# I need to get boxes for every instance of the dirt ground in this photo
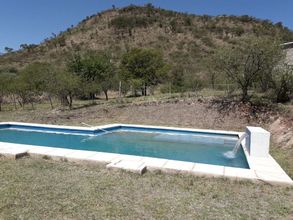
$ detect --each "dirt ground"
[1,97,292,148]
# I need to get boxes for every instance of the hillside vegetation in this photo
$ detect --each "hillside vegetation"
[0,5,292,109]
[1,4,293,69]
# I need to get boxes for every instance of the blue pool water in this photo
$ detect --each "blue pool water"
[0,126,249,168]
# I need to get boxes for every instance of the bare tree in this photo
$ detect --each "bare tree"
[212,36,284,101]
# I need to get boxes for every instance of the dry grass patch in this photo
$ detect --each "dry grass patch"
[0,158,292,219]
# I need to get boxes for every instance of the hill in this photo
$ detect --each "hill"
[1,4,293,71]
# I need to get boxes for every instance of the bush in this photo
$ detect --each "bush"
[110,15,156,29]
[183,17,192,26]
[270,64,293,103]
[169,19,183,33]
[163,65,203,94]
[232,26,245,37]
[201,36,214,47]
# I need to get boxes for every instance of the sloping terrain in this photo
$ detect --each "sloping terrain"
[1,5,292,71]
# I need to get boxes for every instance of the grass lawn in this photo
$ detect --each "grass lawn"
[0,157,292,220]
[0,95,292,219]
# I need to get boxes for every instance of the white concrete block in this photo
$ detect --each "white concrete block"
[224,167,257,181]
[0,144,10,150]
[255,170,293,185]
[86,152,120,163]
[0,143,36,159]
[141,157,168,170]
[163,160,195,173]
[42,148,75,160]
[28,146,60,158]
[0,142,34,151]
[0,147,28,159]
[65,150,98,162]
[106,160,146,174]
[192,163,224,177]
[246,126,270,157]
[118,154,143,161]
[252,163,286,174]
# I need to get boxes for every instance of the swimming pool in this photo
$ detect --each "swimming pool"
[1,122,292,185]
[0,124,249,168]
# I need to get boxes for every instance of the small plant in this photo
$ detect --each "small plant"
[42,155,51,160]
[110,15,156,30]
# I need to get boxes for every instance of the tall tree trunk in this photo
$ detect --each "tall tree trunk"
[276,80,289,103]
[0,95,2,111]
[12,95,17,110]
[241,87,249,102]
[18,100,23,108]
[104,90,108,101]
[20,96,25,109]
[144,83,147,96]
[119,81,122,98]
[211,78,215,89]
[60,94,69,107]
[48,95,54,109]
[90,93,95,104]
[68,94,73,110]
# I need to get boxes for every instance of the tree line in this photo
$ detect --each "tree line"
[0,36,292,111]
[0,48,170,110]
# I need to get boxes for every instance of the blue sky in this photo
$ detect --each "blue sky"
[0,0,292,53]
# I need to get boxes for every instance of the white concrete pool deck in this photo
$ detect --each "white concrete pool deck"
[0,122,292,186]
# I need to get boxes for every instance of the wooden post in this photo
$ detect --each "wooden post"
[119,81,122,102]
[119,81,122,98]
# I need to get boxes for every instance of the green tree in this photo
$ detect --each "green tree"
[120,48,168,96]
[13,76,32,109]
[68,51,116,100]
[17,63,51,109]
[54,69,81,109]
[166,65,185,93]
[4,47,13,53]
[212,36,284,101]
[0,73,15,111]
[163,65,202,94]
[16,62,75,109]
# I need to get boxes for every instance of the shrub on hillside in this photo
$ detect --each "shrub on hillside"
[270,64,293,103]
[110,15,157,30]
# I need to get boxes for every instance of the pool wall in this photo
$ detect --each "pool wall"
[0,122,292,185]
